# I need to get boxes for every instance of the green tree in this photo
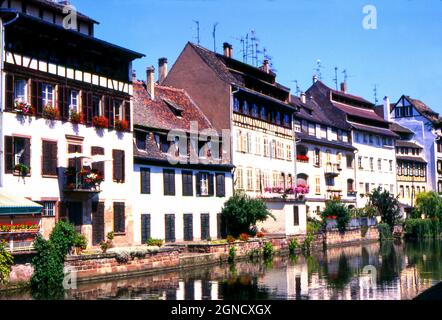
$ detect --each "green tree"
[31,221,77,299]
[0,241,14,285]
[321,199,351,233]
[221,192,275,237]
[368,187,401,231]
[414,191,442,220]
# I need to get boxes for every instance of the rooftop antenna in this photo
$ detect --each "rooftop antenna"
[315,59,323,81]
[212,22,219,52]
[193,20,200,45]
[373,84,379,105]
[333,66,339,90]
[342,69,348,83]
[291,80,301,96]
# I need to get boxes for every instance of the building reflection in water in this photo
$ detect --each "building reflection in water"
[5,240,439,300]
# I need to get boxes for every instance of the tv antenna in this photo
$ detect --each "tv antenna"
[212,22,219,52]
[291,80,301,96]
[193,20,200,45]
[315,59,323,81]
[373,84,379,105]
[342,69,348,83]
[333,66,339,90]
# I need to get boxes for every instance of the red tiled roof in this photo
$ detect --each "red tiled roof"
[133,81,214,132]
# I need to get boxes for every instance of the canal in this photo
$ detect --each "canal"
[2,240,442,300]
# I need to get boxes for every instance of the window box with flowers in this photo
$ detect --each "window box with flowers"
[70,111,84,124]
[14,99,34,116]
[114,119,129,132]
[296,155,309,163]
[65,167,103,192]
[42,103,60,120]
[0,224,40,233]
[93,116,109,129]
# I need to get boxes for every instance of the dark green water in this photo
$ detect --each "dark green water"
[3,240,442,300]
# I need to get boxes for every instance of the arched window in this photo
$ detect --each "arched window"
[297,173,308,186]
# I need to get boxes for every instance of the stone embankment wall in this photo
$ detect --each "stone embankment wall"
[3,227,379,286]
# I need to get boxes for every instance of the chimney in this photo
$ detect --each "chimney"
[262,59,270,73]
[300,92,306,104]
[340,82,347,93]
[383,96,391,122]
[146,66,155,100]
[312,75,318,84]
[158,58,168,84]
[223,42,233,58]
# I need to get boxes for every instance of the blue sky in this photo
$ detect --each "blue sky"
[74,0,442,112]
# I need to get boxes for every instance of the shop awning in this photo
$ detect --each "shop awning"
[0,192,43,215]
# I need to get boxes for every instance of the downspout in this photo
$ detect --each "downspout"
[230,85,239,195]
[0,12,19,188]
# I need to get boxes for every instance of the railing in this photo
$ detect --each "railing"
[325,163,340,177]
[0,229,40,252]
[325,217,377,231]
[64,169,102,193]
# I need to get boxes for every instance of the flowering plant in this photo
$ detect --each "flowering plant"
[0,224,39,232]
[14,99,34,115]
[114,119,129,132]
[85,169,104,185]
[295,184,310,195]
[93,116,109,129]
[70,110,84,124]
[297,155,309,162]
[42,103,60,120]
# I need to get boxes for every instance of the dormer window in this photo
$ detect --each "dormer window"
[252,104,259,118]
[243,101,249,115]
[261,106,267,120]
[163,99,183,118]
[233,97,240,112]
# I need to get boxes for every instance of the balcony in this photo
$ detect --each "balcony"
[0,224,40,253]
[64,168,103,193]
[325,163,340,177]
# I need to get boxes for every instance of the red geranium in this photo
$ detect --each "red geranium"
[93,116,109,129]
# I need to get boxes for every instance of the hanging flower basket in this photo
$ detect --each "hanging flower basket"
[114,119,129,132]
[93,116,109,129]
[70,111,84,124]
[14,100,34,116]
[14,163,30,176]
[42,103,60,120]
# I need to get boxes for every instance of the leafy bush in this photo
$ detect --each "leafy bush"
[228,246,237,263]
[378,223,392,241]
[368,188,401,231]
[239,233,250,242]
[263,242,274,259]
[73,234,88,251]
[404,219,441,239]
[31,221,77,299]
[248,248,262,260]
[289,238,300,255]
[0,241,13,285]
[307,217,322,234]
[321,199,351,233]
[301,233,314,255]
[221,192,275,237]
[146,238,164,247]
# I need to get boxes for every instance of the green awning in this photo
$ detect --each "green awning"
[0,192,43,215]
